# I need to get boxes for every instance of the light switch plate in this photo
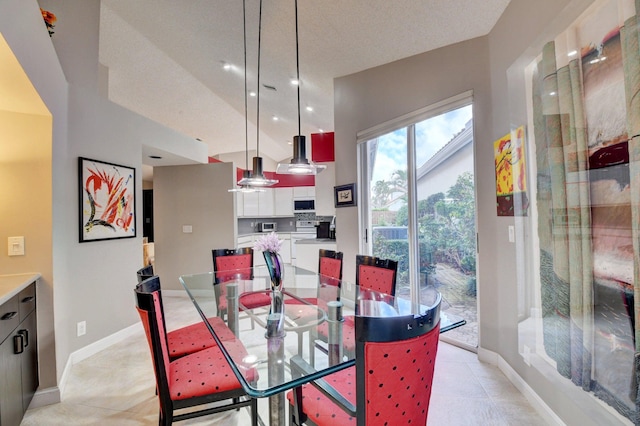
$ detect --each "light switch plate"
[182,225,193,233]
[8,236,25,256]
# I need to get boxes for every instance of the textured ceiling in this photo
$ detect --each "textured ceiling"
[99,0,510,168]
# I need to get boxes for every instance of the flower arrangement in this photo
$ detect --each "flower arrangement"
[253,232,282,253]
[40,8,57,37]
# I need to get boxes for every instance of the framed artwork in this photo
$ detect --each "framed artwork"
[493,126,528,216]
[334,183,357,207]
[78,157,136,242]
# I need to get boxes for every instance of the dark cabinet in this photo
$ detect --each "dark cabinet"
[0,282,38,426]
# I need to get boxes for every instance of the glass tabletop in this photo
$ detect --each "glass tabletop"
[179,264,465,398]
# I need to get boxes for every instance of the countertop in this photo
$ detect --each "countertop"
[0,273,41,305]
[295,238,337,244]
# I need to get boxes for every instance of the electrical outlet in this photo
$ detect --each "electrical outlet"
[77,321,86,337]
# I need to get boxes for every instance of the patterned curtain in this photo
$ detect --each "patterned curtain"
[622,7,640,423]
[533,5,640,420]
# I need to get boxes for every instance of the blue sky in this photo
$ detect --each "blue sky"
[371,104,472,184]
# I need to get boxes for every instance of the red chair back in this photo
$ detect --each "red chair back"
[355,307,441,425]
[288,294,442,426]
[355,255,398,296]
[212,248,254,283]
[318,249,343,286]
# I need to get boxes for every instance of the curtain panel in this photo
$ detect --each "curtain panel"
[532,6,640,420]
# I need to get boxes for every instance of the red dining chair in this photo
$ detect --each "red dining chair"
[212,248,271,329]
[315,255,398,359]
[135,276,258,425]
[135,266,236,360]
[291,250,343,361]
[287,292,441,426]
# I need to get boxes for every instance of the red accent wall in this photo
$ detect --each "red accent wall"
[236,168,315,187]
[311,132,335,162]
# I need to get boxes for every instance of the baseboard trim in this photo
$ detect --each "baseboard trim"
[56,322,143,401]
[478,347,565,426]
[28,386,61,409]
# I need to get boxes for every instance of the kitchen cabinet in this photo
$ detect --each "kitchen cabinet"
[314,162,336,216]
[0,280,37,426]
[237,189,276,218]
[274,188,294,216]
[235,192,244,217]
[293,186,315,198]
[295,240,337,273]
[290,232,316,266]
[242,191,259,217]
[258,189,274,217]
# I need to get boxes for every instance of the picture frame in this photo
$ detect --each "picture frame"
[334,183,357,208]
[78,157,136,242]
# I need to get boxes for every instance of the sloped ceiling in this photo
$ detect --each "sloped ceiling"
[99,0,510,167]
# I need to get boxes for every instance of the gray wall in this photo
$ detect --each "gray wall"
[0,0,207,400]
[154,163,238,290]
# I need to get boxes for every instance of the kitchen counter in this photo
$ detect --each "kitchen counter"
[295,238,337,244]
[0,273,41,305]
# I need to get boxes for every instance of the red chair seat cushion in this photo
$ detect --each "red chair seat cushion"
[169,345,256,400]
[166,316,236,359]
[239,291,272,309]
[286,366,356,425]
[316,316,356,353]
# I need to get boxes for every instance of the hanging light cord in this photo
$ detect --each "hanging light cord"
[256,0,263,157]
[295,0,301,138]
[242,0,249,172]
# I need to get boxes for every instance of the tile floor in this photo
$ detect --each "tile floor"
[22,293,547,425]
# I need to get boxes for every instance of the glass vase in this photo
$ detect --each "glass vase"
[263,251,284,292]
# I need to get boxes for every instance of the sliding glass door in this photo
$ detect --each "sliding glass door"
[358,93,477,348]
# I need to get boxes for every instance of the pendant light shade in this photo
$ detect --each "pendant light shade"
[276,0,325,176]
[276,136,326,174]
[239,157,278,187]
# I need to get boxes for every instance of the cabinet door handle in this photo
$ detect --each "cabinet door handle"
[1,311,18,320]
[21,296,35,303]
[18,329,29,347]
[14,334,24,354]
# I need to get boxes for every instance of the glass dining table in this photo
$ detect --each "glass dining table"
[180,264,465,426]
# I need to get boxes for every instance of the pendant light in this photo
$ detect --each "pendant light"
[239,0,278,187]
[276,0,326,175]
[230,0,267,192]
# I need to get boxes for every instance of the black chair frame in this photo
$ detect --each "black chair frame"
[135,276,258,425]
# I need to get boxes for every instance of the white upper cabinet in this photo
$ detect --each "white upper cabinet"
[293,186,315,198]
[274,187,294,216]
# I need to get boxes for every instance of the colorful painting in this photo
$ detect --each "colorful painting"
[494,126,528,216]
[79,157,136,242]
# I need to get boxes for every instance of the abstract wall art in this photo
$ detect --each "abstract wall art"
[78,157,136,242]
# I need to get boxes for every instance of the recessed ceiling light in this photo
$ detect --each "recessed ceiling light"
[306,106,313,112]
[318,129,324,133]
[249,91,256,97]
[149,155,163,159]
[223,63,232,71]
[272,116,279,121]
[291,79,299,85]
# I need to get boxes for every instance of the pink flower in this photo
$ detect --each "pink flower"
[253,232,283,253]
